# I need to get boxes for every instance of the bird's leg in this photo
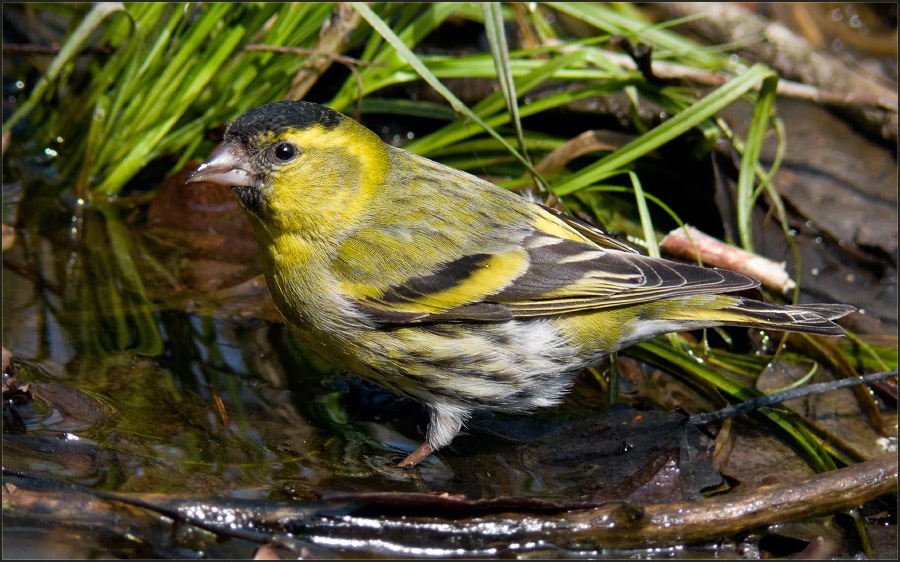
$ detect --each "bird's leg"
[396,402,469,468]
[397,442,434,468]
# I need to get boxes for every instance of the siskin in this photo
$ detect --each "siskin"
[188,101,855,467]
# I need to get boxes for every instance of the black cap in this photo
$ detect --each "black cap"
[225,101,344,144]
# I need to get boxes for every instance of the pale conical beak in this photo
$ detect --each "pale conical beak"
[187,141,255,187]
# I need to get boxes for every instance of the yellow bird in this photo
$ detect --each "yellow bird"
[188,101,854,467]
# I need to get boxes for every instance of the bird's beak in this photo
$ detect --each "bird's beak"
[187,141,254,187]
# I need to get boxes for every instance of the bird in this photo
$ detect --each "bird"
[187,100,855,467]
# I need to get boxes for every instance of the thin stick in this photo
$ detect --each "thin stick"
[243,44,384,68]
[690,370,898,426]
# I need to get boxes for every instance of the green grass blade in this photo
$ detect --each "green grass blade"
[632,338,834,472]
[3,2,127,134]
[550,2,723,67]
[628,171,658,258]
[482,2,535,181]
[330,3,461,110]
[403,51,597,156]
[351,2,543,180]
[99,207,164,356]
[552,63,777,196]
[736,75,778,251]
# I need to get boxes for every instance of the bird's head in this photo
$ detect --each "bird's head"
[188,101,388,236]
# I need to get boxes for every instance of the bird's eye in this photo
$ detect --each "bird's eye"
[274,143,296,162]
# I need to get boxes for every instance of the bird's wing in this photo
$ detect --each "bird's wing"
[352,229,760,325]
[537,204,639,254]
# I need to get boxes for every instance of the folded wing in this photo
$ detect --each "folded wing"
[355,229,760,325]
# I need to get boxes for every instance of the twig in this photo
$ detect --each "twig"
[251,4,369,116]
[2,469,302,553]
[6,454,896,552]
[244,44,382,68]
[645,2,898,141]
[689,370,898,426]
[586,49,897,112]
[552,453,896,547]
[660,225,796,293]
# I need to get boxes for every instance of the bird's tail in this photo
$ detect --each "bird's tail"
[681,298,856,336]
